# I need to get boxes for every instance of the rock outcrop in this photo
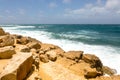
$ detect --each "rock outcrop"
[27,42,41,50]
[46,50,57,61]
[0,52,33,80]
[0,35,15,47]
[64,51,83,62]
[102,66,117,76]
[0,27,6,36]
[0,27,119,80]
[0,46,16,59]
[82,54,103,71]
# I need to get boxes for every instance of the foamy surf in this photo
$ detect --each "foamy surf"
[1,24,120,74]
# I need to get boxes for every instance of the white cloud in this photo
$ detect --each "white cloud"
[63,0,72,4]
[105,0,120,10]
[49,2,57,8]
[64,0,120,18]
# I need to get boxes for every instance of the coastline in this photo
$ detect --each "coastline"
[0,27,120,80]
[1,24,120,74]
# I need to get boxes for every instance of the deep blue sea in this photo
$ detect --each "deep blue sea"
[1,24,120,74]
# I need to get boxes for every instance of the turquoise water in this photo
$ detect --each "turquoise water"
[1,24,120,74]
[2,24,120,47]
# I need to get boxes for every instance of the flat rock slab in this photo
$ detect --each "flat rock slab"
[40,61,85,80]
[0,52,33,80]
[0,59,10,73]
[0,46,16,59]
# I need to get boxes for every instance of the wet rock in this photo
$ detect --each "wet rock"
[0,46,16,59]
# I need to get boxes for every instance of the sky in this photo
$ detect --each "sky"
[0,0,120,24]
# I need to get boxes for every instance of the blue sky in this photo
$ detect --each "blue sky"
[0,0,120,24]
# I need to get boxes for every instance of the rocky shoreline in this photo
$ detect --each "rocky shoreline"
[0,27,119,80]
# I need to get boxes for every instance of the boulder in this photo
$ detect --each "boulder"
[20,46,30,52]
[15,45,30,52]
[0,35,15,47]
[40,43,57,52]
[0,27,6,36]
[46,50,57,61]
[39,54,49,63]
[52,47,65,57]
[27,42,41,49]
[56,57,76,68]
[64,51,83,62]
[16,37,30,45]
[84,69,102,78]
[82,54,103,71]
[0,46,16,59]
[102,66,117,76]
[0,52,33,80]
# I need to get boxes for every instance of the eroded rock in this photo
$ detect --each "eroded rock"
[102,66,117,76]
[46,50,57,61]
[27,42,41,49]
[0,27,6,36]
[0,35,15,47]
[64,51,83,62]
[39,54,49,63]
[14,35,31,45]
[0,46,16,59]
[0,52,33,80]
[82,54,103,71]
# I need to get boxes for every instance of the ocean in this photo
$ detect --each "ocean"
[1,24,120,74]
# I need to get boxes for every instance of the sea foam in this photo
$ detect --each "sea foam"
[2,25,120,74]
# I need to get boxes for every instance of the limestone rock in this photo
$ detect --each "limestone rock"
[64,51,83,61]
[40,61,83,80]
[46,50,57,61]
[40,43,57,52]
[0,52,33,80]
[39,54,49,63]
[0,27,6,36]
[82,54,103,71]
[16,36,30,45]
[0,46,16,59]
[27,42,41,49]
[52,47,65,57]
[84,69,102,78]
[56,57,76,68]
[20,46,30,52]
[102,66,117,76]
[0,35,15,47]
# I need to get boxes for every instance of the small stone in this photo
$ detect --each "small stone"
[39,54,49,63]
[46,50,57,61]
